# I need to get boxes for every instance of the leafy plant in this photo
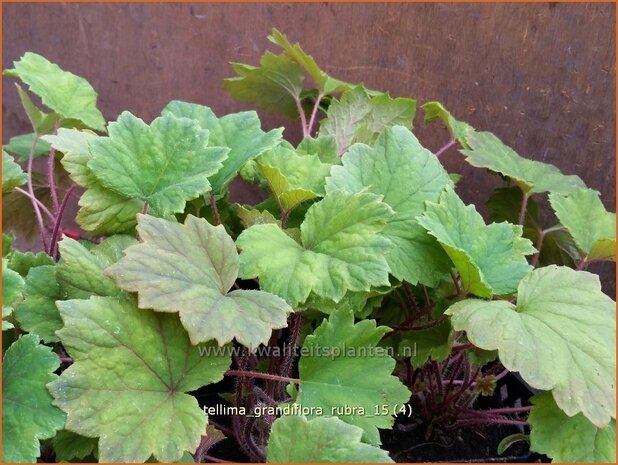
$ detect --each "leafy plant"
[2,29,615,463]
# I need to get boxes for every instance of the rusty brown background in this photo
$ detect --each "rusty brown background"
[2,2,616,293]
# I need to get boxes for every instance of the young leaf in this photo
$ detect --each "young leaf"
[5,52,105,131]
[3,334,66,462]
[87,112,228,216]
[460,131,586,194]
[162,100,283,196]
[297,134,339,164]
[43,128,99,186]
[549,188,616,262]
[421,101,474,147]
[529,392,616,462]
[56,236,137,299]
[224,52,305,118]
[296,309,410,445]
[2,150,27,192]
[446,266,616,427]
[234,204,279,228]
[4,133,52,161]
[418,187,534,297]
[268,28,353,95]
[321,86,416,155]
[326,126,453,286]
[14,265,63,343]
[237,192,394,307]
[267,415,393,463]
[107,214,293,348]
[48,296,231,463]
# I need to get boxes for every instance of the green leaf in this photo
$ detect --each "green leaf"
[297,134,339,164]
[43,128,99,186]
[326,126,453,286]
[296,308,410,445]
[88,111,228,216]
[3,258,25,307]
[234,204,279,228]
[76,185,143,235]
[460,131,586,194]
[162,100,283,196]
[529,392,616,462]
[5,52,105,131]
[107,214,293,348]
[399,318,452,368]
[549,188,616,262]
[52,430,98,462]
[7,250,54,277]
[2,334,66,462]
[14,265,63,343]
[418,187,535,297]
[321,86,416,155]
[15,83,58,135]
[237,192,394,307]
[267,415,393,463]
[48,296,231,463]
[3,232,15,257]
[421,101,474,148]
[4,133,51,161]
[57,236,136,299]
[2,150,27,192]
[446,265,616,427]
[224,52,305,118]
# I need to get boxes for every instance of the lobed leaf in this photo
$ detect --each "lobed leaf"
[107,214,293,348]
[49,296,231,462]
[2,334,66,462]
[237,192,394,307]
[5,52,105,131]
[267,415,393,463]
[326,126,452,286]
[421,101,473,148]
[446,266,616,427]
[2,150,27,192]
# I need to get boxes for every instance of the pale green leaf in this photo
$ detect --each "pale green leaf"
[2,150,27,192]
[461,131,586,194]
[237,192,394,307]
[224,52,305,118]
[267,415,393,463]
[76,185,143,235]
[259,164,317,212]
[297,134,339,164]
[49,296,231,463]
[421,101,474,148]
[234,204,279,228]
[326,126,453,286]
[549,188,616,262]
[418,187,535,297]
[88,112,228,216]
[321,86,416,155]
[3,258,24,306]
[162,100,283,196]
[43,128,99,186]
[2,334,66,462]
[14,265,63,343]
[5,52,105,131]
[57,236,136,299]
[4,133,51,161]
[107,214,293,348]
[296,309,410,445]
[529,392,615,462]
[446,266,616,427]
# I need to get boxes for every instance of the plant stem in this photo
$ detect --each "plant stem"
[395,314,448,332]
[403,282,420,317]
[48,120,61,213]
[202,454,231,463]
[435,139,456,157]
[280,210,289,229]
[494,368,509,381]
[225,370,300,384]
[576,256,588,271]
[306,93,324,136]
[452,343,475,352]
[13,187,55,221]
[530,229,545,267]
[518,190,529,225]
[470,406,532,415]
[49,185,76,259]
[449,270,462,296]
[294,96,309,137]
[451,418,528,428]
[209,193,221,225]
[26,135,50,253]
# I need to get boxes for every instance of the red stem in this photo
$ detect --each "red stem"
[48,120,61,213]
[26,136,49,252]
[467,406,532,416]
[294,96,308,137]
[49,185,76,259]
[209,193,221,225]
[518,190,529,225]
[226,370,299,384]
[435,139,456,157]
[306,93,324,136]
